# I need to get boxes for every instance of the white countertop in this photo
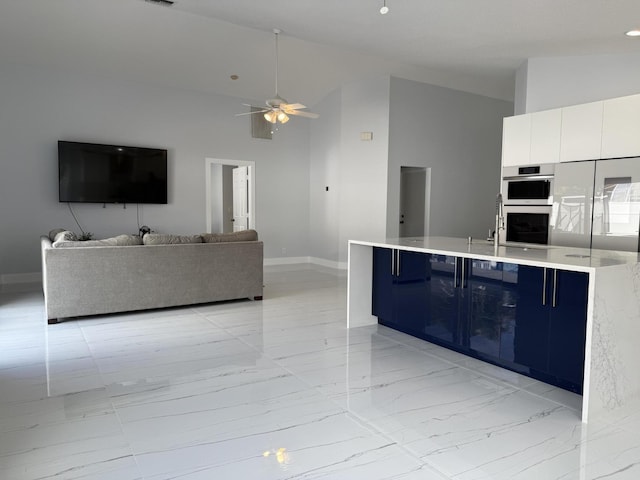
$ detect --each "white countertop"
[349,236,640,272]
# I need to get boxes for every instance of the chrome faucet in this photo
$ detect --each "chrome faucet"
[494,193,504,250]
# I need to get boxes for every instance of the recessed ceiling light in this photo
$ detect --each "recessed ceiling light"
[625,29,640,37]
[230,74,239,80]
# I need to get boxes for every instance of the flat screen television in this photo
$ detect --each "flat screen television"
[58,141,168,204]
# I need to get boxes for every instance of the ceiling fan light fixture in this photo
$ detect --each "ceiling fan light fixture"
[380,1,389,14]
[277,111,290,124]
[264,111,277,123]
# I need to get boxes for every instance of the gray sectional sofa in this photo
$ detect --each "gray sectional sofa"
[41,230,263,324]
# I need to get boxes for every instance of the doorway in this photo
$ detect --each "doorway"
[205,158,256,233]
[399,166,430,237]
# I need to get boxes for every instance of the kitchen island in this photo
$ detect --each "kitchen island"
[347,237,640,423]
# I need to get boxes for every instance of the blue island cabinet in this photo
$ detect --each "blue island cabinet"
[372,247,431,337]
[372,249,471,349]
[512,265,551,373]
[372,248,590,394]
[545,268,589,392]
[512,265,589,393]
[466,260,517,364]
[426,255,469,349]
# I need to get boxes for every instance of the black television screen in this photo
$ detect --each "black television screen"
[58,141,167,204]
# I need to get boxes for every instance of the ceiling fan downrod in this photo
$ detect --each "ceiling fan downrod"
[273,28,281,99]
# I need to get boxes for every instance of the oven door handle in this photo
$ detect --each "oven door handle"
[502,175,554,181]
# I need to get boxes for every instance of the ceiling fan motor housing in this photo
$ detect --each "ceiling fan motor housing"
[266,96,287,108]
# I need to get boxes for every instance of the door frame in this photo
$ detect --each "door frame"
[205,158,256,233]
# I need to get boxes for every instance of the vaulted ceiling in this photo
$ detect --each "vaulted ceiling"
[1,0,638,106]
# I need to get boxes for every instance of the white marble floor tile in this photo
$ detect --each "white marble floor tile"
[132,409,440,480]
[2,265,640,479]
[0,387,142,479]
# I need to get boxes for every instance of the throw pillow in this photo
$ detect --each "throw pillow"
[52,230,78,246]
[48,228,67,241]
[142,233,203,245]
[53,234,144,248]
[200,229,258,243]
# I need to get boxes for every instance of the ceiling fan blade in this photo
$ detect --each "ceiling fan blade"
[282,103,306,111]
[287,110,319,119]
[235,109,269,116]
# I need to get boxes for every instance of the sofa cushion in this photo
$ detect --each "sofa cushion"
[143,233,203,245]
[53,234,143,248]
[200,230,258,243]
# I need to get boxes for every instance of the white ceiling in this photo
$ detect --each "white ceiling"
[1,0,639,107]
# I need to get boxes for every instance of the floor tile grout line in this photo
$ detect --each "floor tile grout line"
[77,317,147,479]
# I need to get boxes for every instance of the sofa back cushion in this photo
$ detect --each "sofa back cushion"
[143,233,203,245]
[53,234,143,248]
[200,230,258,243]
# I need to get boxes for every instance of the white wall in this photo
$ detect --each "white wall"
[309,89,341,262]
[338,76,391,264]
[0,63,311,275]
[387,77,513,239]
[514,61,528,115]
[519,54,640,112]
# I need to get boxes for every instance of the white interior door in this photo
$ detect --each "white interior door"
[232,166,250,231]
[205,158,256,234]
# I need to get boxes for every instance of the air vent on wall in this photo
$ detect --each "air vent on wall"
[144,0,174,6]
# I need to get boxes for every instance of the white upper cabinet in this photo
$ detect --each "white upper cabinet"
[503,93,640,168]
[502,114,531,167]
[502,109,561,167]
[601,93,640,159]
[530,109,561,164]
[560,101,603,162]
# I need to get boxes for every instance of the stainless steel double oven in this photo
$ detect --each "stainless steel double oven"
[500,164,554,245]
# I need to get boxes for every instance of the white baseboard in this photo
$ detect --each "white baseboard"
[1,272,41,285]
[264,256,311,266]
[264,256,347,270]
[308,257,347,270]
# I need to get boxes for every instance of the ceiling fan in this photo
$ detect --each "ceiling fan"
[237,29,319,125]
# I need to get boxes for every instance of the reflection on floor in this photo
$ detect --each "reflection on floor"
[1,264,639,479]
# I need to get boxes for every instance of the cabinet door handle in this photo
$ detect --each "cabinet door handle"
[552,269,557,308]
[461,258,466,288]
[454,257,458,287]
[396,250,401,277]
[542,267,547,306]
[391,249,396,277]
